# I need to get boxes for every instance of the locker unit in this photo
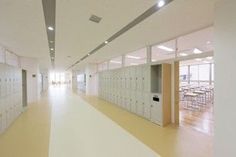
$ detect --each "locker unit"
[98,63,171,127]
[150,64,171,126]
[0,63,23,134]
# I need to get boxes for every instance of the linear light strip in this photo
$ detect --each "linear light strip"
[42,0,56,67]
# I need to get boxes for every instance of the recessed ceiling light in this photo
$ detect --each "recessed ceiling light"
[105,41,109,44]
[110,60,121,64]
[48,26,54,31]
[50,48,54,50]
[179,53,188,57]
[130,63,138,66]
[126,55,141,59]
[203,61,210,64]
[157,0,165,8]
[158,45,174,52]
[206,56,213,60]
[195,58,202,61]
[193,48,203,54]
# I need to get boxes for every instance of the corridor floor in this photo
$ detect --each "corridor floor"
[0,86,213,157]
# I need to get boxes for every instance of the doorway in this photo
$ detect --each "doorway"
[178,57,214,135]
[22,70,27,108]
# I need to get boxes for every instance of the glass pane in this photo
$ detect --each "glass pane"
[109,56,122,70]
[125,48,147,66]
[199,64,210,81]
[180,66,188,82]
[177,27,214,57]
[211,63,214,81]
[190,65,198,81]
[152,39,176,62]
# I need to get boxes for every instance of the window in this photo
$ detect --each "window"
[211,63,214,82]
[152,39,176,62]
[190,65,198,84]
[177,27,214,57]
[180,66,188,82]
[109,56,122,70]
[125,48,147,66]
[199,64,210,81]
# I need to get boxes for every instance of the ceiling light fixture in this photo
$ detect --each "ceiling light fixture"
[158,45,174,52]
[206,56,213,60]
[179,53,188,57]
[130,63,138,66]
[157,0,165,8]
[48,26,54,31]
[203,61,210,64]
[195,58,202,61]
[110,60,121,64]
[126,55,141,59]
[193,48,203,54]
[105,41,109,44]
[207,41,211,44]
[50,48,54,50]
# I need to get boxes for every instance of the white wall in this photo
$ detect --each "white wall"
[214,0,236,156]
[19,57,40,103]
[40,69,49,92]
[85,64,98,96]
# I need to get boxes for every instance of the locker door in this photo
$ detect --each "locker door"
[130,91,136,113]
[136,91,144,116]
[126,68,131,90]
[150,94,162,125]
[135,66,142,91]
[130,67,137,91]
[143,92,151,119]
[143,65,151,92]
[125,90,131,111]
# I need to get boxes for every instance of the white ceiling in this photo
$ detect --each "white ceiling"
[0,0,50,68]
[0,0,216,71]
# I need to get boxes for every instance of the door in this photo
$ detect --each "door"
[22,70,27,108]
[150,94,162,125]
[143,92,151,119]
[136,91,144,116]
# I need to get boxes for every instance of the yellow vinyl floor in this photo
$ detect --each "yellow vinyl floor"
[76,90,213,157]
[0,93,51,157]
[0,86,213,157]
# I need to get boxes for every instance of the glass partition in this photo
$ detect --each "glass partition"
[109,56,122,70]
[124,48,147,66]
[152,39,176,62]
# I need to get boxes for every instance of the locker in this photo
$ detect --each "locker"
[150,94,162,125]
[124,90,131,111]
[130,67,136,90]
[130,91,136,113]
[143,92,151,119]
[135,91,144,116]
[136,66,143,91]
[142,65,151,92]
[121,90,126,108]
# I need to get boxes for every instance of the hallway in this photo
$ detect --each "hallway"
[0,86,159,157]
[0,85,212,157]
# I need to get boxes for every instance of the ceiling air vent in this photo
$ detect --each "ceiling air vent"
[89,15,102,23]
